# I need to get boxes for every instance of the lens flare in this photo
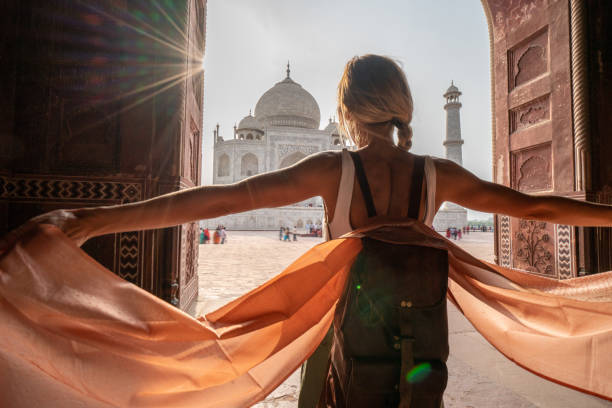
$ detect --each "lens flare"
[43,0,205,137]
[406,362,432,384]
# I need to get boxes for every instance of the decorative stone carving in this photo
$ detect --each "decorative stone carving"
[570,0,591,192]
[509,94,550,133]
[178,221,198,309]
[118,232,140,282]
[0,175,142,203]
[277,144,318,158]
[0,174,143,283]
[508,27,548,90]
[511,143,552,192]
[514,220,554,275]
[556,224,573,279]
[499,215,512,267]
[185,224,197,283]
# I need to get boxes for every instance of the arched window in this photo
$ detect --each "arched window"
[279,151,307,169]
[246,133,253,140]
[296,219,304,228]
[239,134,244,140]
[217,154,230,177]
[255,135,261,140]
[241,153,258,176]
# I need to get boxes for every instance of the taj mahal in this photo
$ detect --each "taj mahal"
[203,63,344,231]
[204,64,468,232]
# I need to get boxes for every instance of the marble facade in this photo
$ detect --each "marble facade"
[205,64,343,230]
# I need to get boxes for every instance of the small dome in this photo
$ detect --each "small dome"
[238,113,262,131]
[444,81,461,97]
[254,63,321,129]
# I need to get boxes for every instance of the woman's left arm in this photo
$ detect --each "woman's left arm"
[434,158,612,227]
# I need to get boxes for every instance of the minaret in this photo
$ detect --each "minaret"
[443,81,464,166]
[433,82,468,232]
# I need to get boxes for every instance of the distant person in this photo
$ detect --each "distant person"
[203,228,210,244]
[279,226,284,241]
[220,226,227,244]
[199,227,204,244]
[292,226,298,241]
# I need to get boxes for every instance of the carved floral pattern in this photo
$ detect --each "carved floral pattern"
[515,220,553,275]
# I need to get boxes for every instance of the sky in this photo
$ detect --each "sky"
[201,0,493,219]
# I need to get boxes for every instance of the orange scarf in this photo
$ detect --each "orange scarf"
[1,222,610,407]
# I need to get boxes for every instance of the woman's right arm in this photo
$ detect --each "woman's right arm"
[435,158,612,227]
[0,151,340,250]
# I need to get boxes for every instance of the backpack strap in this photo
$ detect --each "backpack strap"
[407,156,425,220]
[348,151,377,218]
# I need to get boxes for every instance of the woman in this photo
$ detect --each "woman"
[1,55,611,407]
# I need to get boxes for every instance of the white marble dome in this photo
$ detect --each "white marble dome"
[238,113,262,130]
[254,68,320,130]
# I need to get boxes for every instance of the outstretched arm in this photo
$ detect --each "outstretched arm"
[0,151,339,249]
[435,158,612,227]
[81,151,338,237]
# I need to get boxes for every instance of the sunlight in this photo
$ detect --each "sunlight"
[48,1,204,137]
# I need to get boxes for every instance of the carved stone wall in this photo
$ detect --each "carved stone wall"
[486,0,612,278]
[485,0,573,277]
[0,0,206,310]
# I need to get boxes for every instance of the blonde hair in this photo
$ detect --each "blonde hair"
[337,54,414,150]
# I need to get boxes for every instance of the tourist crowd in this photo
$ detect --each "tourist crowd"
[199,225,227,244]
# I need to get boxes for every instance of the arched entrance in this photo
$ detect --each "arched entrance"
[240,153,258,176]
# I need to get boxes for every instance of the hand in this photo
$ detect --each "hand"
[0,209,91,254]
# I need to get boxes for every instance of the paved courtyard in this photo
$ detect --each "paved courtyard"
[194,231,610,408]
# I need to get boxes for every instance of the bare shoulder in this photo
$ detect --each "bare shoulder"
[430,156,461,174]
[430,156,477,183]
[306,149,342,168]
[293,149,342,177]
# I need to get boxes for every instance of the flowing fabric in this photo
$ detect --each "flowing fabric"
[0,221,611,407]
